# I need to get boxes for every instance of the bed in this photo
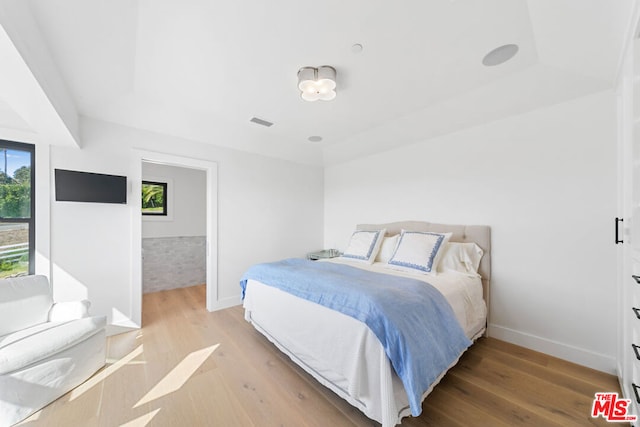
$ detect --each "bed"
[241,221,491,426]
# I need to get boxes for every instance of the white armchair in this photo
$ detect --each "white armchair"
[0,275,106,426]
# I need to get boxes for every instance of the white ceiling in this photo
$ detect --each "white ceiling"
[0,0,635,164]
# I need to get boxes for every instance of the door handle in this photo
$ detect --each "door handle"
[616,217,624,244]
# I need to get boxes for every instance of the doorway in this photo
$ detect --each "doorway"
[130,150,218,328]
[141,162,206,295]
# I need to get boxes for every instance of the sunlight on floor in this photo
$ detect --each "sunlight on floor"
[69,345,145,401]
[119,408,161,427]
[134,344,219,408]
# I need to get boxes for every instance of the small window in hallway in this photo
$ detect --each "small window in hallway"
[142,181,167,216]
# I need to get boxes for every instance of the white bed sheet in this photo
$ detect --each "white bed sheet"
[242,259,487,426]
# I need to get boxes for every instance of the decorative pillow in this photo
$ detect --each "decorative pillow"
[387,231,451,274]
[48,300,92,322]
[375,235,400,263]
[438,242,484,276]
[341,229,386,264]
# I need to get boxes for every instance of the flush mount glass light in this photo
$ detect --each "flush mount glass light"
[297,66,336,101]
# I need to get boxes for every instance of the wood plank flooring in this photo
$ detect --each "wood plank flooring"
[19,284,621,427]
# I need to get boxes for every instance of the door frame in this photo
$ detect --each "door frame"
[131,149,218,326]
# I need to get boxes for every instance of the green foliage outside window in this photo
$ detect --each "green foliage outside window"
[0,167,31,218]
[142,181,167,215]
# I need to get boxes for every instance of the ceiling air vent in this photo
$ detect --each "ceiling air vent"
[249,117,273,127]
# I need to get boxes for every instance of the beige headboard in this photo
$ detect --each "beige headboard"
[357,221,491,315]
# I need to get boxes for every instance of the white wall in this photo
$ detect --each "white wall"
[49,117,324,326]
[142,162,206,238]
[324,90,617,373]
[0,1,80,147]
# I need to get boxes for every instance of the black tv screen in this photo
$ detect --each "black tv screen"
[55,169,127,204]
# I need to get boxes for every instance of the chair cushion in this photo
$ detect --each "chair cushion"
[0,316,106,375]
[0,275,53,336]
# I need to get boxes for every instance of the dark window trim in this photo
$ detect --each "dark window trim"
[0,139,35,275]
[142,180,168,216]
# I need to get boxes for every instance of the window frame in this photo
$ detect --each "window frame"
[0,139,35,275]
[141,180,168,216]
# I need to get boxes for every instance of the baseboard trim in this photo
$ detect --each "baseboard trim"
[208,295,242,312]
[488,324,616,374]
[105,324,139,337]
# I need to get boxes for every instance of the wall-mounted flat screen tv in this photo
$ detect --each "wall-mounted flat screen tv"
[55,169,127,204]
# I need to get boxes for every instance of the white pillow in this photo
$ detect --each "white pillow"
[48,300,92,322]
[341,229,386,264]
[375,235,400,263]
[387,231,451,275]
[438,242,484,276]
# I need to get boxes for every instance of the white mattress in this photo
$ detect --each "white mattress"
[242,259,487,427]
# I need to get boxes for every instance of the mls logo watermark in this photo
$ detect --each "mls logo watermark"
[591,392,637,422]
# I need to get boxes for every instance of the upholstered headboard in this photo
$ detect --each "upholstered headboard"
[356,221,492,315]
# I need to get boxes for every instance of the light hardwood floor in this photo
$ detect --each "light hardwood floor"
[20,284,620,427]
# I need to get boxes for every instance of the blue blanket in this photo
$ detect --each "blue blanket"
[240,258,471,415]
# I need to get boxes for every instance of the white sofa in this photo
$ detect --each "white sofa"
[0,275,106,426]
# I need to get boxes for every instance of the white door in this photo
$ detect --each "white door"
[618,20,640,420]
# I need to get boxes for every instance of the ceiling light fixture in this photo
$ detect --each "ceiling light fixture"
[297,66,336,102]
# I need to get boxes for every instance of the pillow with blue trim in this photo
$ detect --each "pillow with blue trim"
[387,231,451,275]
[340,229,386,264]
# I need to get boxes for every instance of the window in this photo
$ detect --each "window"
[0,140,35,278]
[142,181,167,216]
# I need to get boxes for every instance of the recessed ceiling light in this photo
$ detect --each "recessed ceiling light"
[308,136,323,142]
[351,43,363,54]
[482,44,519,66]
